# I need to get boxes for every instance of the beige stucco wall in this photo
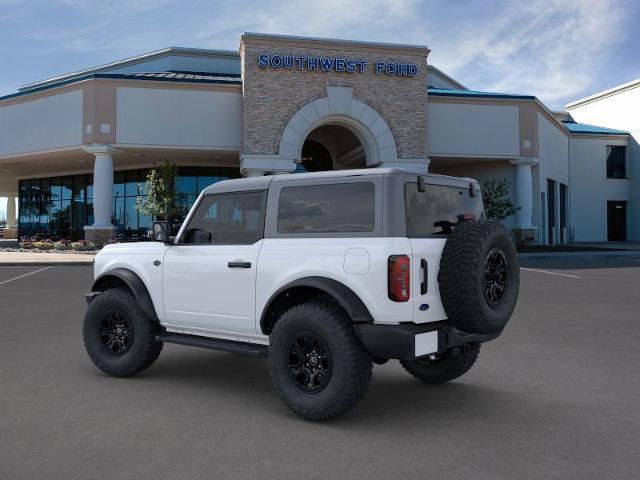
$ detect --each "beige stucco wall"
[116,86,242,148]
[0,89,83,157]
[240,35,429,161]
[427,102,520,157]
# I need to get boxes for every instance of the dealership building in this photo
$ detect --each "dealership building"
[0,33,636,245]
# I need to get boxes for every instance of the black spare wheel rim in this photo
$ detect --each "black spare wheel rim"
[483,246,508,307]
[438,220,520,334]
[99,310,134,356]
[288,332,332,393]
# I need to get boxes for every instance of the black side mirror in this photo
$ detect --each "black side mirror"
[151,221,171,243]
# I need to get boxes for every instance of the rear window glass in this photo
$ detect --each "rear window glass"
[278,183,375,233]
[405,182,480,236]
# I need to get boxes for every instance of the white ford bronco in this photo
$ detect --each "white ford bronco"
[84,168,519,421]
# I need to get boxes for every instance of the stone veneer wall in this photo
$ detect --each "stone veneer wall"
[240,36,429,161]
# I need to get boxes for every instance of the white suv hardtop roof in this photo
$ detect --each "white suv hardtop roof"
[202,168,478,195]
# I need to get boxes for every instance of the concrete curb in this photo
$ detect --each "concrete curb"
[518,251,640,259]
[0,261,94,266]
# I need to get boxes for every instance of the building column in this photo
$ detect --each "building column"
[509,157,538,242]
[6,195,16,229]
[84,145,118,246]
[2,194,18,240]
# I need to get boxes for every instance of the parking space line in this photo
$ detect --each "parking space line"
[0,266,52,286]
[520,267,581,279]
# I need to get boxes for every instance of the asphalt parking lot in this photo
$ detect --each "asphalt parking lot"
[1,257,639,480]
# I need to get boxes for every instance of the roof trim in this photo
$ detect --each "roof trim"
[427,66,467,90]
[565,78,640,109]
[19,47,240,92]
[428,88,535,100]
[241,32,430,55]
[1,72,242,103]
[562,121,628,135]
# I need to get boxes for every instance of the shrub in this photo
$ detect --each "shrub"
[33,239,54,250]
[71,240,97,251]
[20,236,34,249]
[482,179,520,221]
[53,239,72,251]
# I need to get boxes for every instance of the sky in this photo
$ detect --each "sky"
[0,0,639,218]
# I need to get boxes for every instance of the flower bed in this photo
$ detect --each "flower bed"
[0,236,104,254]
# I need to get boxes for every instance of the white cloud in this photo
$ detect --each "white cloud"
[5,0,635,109]
[185,0,632,107]
[424,0,630,107]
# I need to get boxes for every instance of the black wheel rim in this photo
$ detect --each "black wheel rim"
[288,332,332,393]
[483,247,508,307]
[99,311,134,356]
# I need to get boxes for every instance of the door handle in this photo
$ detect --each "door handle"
[228,261,251,268]
[420,259,428,294]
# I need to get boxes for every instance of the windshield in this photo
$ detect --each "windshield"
[404,182,483,236]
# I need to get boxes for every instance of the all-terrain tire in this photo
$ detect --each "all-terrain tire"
[438,220,519,334]
[400,344,480,384]
[268,300,373,421]
[83,288,163,377]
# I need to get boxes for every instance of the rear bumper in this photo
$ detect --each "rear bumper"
[354,322,500,361]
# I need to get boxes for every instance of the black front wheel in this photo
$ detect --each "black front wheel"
[268,300,372,421]
[83,288,162,377]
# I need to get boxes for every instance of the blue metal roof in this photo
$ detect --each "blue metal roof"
[562,121,628,135]
[0,71,242,102]
[428,87,535,100]
[119,71,241,82]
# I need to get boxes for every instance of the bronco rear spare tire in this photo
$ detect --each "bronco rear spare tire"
[438,220,519,334]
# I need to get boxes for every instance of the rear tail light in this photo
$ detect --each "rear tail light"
[388,255,410,302]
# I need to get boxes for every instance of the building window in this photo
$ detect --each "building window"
[18,166,240,241]
[606,146,626,179]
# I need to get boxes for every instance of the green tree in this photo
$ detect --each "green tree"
[135,161,178,221]
[482,179,520,221]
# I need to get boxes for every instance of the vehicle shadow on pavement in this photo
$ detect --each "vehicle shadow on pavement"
[116,347,545,428]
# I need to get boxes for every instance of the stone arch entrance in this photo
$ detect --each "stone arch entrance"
[301,122,366,172]
[278,86,398,170]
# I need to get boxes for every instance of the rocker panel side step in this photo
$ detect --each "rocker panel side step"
[157,332,268,357]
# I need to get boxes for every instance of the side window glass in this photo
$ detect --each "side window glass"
[277,182,375,233]
[181,191,265,245]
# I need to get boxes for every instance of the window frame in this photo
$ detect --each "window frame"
[175,189,268,246]
[265,178,382,239]
[606,145,627,179]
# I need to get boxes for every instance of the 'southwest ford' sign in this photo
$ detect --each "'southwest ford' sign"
[257,53,418,77]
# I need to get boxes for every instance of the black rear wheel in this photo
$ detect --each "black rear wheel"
[268,300,372,421]
[401,344,480,384]
[83,288,162,377]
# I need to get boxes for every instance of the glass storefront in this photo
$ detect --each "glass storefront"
[18,166,239,241]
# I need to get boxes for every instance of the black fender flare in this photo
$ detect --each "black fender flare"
[260,276,374,333]
[91,268,158,321]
